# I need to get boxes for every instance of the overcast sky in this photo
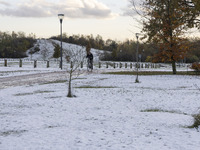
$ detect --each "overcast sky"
[0,0,143,41]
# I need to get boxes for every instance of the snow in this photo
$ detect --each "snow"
[26,39,105,62]
[0,66,200,150]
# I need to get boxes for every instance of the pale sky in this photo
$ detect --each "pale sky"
[0,0,141,41]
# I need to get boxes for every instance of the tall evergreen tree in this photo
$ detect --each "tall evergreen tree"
[53,43,60,59]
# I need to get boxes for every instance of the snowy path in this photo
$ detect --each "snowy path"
[0,71,68,89]
[0,68,110,89]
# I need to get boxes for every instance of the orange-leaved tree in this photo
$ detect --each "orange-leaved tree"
[138,0,199,74]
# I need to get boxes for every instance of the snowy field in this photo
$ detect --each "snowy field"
[0,66,200,150]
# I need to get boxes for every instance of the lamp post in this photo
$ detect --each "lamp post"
[58,14,64,70]
[135,33,140,83]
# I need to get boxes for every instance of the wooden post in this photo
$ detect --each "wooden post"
[125,63,127,68]
[34,60,37,68]
[19,59,22,67]
[120,63,122,68]
[99,62,101,68]
[47,61,49,68]
[4,59,7,67]
[135,63,138,69]
[59,61,61,69]
[81,61,83,68]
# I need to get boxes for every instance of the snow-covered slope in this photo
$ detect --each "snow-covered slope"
[26,39,105,62]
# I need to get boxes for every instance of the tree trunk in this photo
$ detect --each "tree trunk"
[67,73,73,97]
[172,61,176,74]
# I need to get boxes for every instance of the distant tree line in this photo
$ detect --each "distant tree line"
[0,31,199,63]
[50,34,118,52]
[0,31,36,58]
[112,38,200,63]
[50,33,200,63]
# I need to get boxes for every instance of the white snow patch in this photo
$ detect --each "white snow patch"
[0,67,200,149]
[26,39,105,62]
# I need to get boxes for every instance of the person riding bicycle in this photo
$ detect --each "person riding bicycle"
[86,52,93,70]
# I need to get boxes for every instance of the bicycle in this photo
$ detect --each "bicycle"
[87,58,93,72]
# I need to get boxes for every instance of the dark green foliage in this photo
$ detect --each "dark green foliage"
[192,114,200,129]
[0,31,36,58]
[52,42,60,58]
[104,40,158,62]
[50,34,113,52]
[33,46,40,53]
[29,45,40,55]
[186,38,200,63]
[187,55,199,63]
[51,33,200,62]
[1,30,199,61]
[188,114,200,129]
[86,41,91,54]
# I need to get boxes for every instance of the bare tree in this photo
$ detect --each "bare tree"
[63,45,86,97]
[194,84,200,92]
[40,39,51,61]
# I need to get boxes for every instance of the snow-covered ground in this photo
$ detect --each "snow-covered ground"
[0,66,200,150]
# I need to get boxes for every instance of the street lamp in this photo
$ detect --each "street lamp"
[135,33,140,83]
[58,14,64,70]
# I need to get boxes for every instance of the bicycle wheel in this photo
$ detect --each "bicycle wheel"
[87,59,92,72]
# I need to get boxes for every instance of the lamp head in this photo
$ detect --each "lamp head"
[135,33,140,39]
[58,14,64,21]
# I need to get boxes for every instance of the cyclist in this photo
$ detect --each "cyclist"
[86,52,93,70]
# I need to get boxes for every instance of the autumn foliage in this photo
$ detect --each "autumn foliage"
[191,62,200,72]
[152,38,190,63]
[140,0,200,74]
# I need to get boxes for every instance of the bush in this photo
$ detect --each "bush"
[29,46,40,55]
[186,55,199,63]
[145,56,152,62]
[191,62,200,72]
[0,31,36,58]
[188,114,200,130]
